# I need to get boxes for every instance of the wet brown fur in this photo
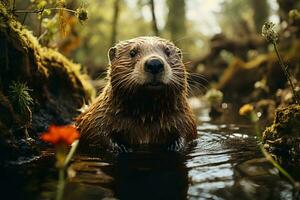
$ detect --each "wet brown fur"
[76,36,197,150]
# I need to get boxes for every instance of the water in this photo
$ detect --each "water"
[1,102,298,200]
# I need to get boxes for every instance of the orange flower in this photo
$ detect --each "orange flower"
[239,104,254,116]
[41,125,80,145]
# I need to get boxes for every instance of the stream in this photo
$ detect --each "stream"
[1,100,298,200]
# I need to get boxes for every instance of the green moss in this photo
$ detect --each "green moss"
[0,2,95,100]
[263,104,300,138]
[263,104,300,158]
[40,48,95,99]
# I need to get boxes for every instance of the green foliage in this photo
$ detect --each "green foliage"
[8,81,33,112]
[13,0,88,44]
[41,14,58,43]
[31,0,49,10]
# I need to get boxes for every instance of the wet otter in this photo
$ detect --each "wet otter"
[76,36,197,151]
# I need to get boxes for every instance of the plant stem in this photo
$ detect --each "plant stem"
[38,30,48,41]
[259,144,297,186]
[273,42,299,104]
[38,13,43,37]
[14,7,76,14]
[63,140,79,168]
[12,0,16,12]
[22,12,28,25]
[56,168,65,200]
[49,7,76,14]
[55,140,79,200]
[14,9,43,14]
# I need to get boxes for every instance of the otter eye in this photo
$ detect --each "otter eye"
[164,47,171,57]
[130,49,138,57]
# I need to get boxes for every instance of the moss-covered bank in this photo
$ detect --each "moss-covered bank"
[263,104,300,159]
[0,3,95,160]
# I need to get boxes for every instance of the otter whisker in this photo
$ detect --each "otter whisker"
[126,79,138,94]
[169,76,185,92]
[187,83,207,96]
[111,74,132,86]
[111,75,134,91]
[110,70,132,77]
[187,79,208,95]
[187,72,208,79]
[187,76,209,85]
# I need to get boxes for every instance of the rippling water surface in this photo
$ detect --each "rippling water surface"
[1,103,298,200]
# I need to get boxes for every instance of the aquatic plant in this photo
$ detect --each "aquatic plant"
[239,104,300,190]
[262,22,299,104]
[41,125,80,200]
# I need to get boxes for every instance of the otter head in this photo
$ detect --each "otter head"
[108,36,187,94]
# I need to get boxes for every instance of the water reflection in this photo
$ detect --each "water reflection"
[67,151,189,200]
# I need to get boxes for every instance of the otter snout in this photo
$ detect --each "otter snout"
[144,57,164,74]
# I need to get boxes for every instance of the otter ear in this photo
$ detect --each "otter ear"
[108,47,117,63]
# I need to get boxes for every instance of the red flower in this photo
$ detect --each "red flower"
[41,125,80,145]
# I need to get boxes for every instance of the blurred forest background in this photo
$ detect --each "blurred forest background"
[11,0,277,69]
[9,0,300,95]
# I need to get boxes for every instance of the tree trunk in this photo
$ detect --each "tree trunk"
[166,0,186,43]
[251,0,270,32]
[111,0,120,46]
[149,0,159,36]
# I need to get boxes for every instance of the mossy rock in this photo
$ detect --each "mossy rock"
[262,104,300,158]
[0,3,95,160]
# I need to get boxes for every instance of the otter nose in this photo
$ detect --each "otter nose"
[144,58,164,74]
